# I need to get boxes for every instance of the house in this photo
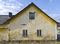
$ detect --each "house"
[0,3,59,41]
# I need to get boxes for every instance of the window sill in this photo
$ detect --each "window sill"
[22,36,28,38]
[37,36,43,37]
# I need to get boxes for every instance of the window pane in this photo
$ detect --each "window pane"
[37,30,39,36]
[40,30,41,36]
[26,30,27,36]
[23,30,25,36]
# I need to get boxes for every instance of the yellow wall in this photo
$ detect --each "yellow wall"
[7,5,57,40]
[0,28,8,41]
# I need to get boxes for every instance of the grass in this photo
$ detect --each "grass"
[0,40,59,44]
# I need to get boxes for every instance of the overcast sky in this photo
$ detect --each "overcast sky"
[0,0,60,22]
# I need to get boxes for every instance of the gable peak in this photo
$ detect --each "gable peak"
[30,2,36,5]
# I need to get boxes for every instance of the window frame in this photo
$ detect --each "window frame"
[29,12,35,20]
[37,30,41,37]
[23,30,28,37]
[58,29,60,34]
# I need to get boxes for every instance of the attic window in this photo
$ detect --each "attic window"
[29,12,35,20]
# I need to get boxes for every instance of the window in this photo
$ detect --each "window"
[58,29,60,34]
[29,12,35,20]
[37,30,41,36]
[23,30,28,37]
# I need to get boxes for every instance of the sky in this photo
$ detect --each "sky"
[0,0,60,22]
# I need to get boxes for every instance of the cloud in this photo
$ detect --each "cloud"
[53,14,60,22]
[48,14,60,22]
[0,0,23,15]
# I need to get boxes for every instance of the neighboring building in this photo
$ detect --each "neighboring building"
[57,23,60,40]
[0,3,59,41]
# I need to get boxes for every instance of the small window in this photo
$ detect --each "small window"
[58,29,60,34]
[37,30,41,36]
[29,12,35,20]
[23,30,28,37]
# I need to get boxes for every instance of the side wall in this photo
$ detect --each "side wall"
[7,5,57,40]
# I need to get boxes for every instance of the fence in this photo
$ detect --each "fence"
[0,40,60,44]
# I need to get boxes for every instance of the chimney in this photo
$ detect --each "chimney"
[9,12,13,17]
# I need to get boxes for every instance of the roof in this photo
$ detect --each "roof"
[0,15,10,24]
[0,2,58,24]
